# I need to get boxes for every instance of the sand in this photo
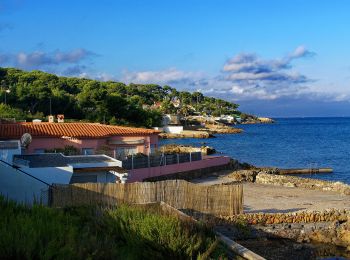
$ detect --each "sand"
[192,176,350,213]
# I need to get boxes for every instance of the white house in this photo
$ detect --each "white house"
[0,140,128,205]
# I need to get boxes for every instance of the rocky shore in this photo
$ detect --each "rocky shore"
[196,123,243,134]
[228,169,350,195]
[159,144,216,155]
[191,164,350,258]
[159,130,212,139]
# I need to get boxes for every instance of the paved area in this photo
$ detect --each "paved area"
[192,176,350,213]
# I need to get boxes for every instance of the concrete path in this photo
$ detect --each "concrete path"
[192,176,350,213]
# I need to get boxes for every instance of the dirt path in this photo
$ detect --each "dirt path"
[192,176,350,213]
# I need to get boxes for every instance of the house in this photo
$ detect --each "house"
[0,140,129,205]
[0,122,160,158]
[158,114,183,134]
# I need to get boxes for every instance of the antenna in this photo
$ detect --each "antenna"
[20,133,32,149]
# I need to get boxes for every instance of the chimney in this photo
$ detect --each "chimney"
[48,115,55,123]
[57,114,65,123]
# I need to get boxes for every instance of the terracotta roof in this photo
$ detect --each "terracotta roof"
[0,122,159,139]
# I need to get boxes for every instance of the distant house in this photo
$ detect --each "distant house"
[0,122,160,158]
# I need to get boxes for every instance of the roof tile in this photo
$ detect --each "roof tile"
[0,122,159,139]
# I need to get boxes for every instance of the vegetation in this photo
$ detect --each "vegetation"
[0,196,227,259]
[0,67,240,127]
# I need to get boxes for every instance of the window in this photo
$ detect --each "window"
[115,146,137,159]
[34,149,45,154]
[82,148,94,155]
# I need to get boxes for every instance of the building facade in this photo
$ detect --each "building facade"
[0,122,159,157]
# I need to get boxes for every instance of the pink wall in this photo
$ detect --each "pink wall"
[26,134,159,156]
[127,156,230,182]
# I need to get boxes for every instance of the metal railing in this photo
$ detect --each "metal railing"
[119,152,202,170]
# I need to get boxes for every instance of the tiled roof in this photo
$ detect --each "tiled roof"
[0,122,159,139]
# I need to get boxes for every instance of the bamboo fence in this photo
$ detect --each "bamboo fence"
[50,180,243,216]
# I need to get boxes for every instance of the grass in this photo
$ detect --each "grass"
[0,196,227,259]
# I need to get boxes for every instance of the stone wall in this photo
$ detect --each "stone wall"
[217,209,350,250]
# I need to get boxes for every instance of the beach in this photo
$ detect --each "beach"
[192,175,350,213]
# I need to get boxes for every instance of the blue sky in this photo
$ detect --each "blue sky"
[1,0,350,116]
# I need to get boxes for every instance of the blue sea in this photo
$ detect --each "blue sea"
[160,117,350,184]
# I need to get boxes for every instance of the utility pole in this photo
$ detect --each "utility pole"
[49,97,52,115]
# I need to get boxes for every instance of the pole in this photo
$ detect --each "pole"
[49,97,52,115]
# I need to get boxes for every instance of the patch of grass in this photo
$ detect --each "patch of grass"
[0,197,226,259]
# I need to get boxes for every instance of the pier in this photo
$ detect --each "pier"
[278,168,333,175]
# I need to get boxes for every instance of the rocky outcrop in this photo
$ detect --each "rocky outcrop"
[227,168,350,195]
[159,130,212,139]
[159,144,216,155]
[256,173,350,195]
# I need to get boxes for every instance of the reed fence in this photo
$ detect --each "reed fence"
[50,180,243,216]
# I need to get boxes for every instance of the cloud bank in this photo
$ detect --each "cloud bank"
[0,48,96,72]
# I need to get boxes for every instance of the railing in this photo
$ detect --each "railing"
[119,152,202,170]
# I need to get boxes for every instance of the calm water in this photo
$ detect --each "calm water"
[161,117,350,184]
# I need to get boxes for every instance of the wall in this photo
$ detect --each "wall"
[127,155,230,182]
[162,125,183,134]
[23,166,73,185]
[0,161,50,205]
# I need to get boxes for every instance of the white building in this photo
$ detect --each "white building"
[0,140,128,205]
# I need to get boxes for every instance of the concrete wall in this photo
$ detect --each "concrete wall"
[0,141,21,164]
[162,125,183,134]
[0,161,50,205]
[24,166,73,185]
[127,155,230,182]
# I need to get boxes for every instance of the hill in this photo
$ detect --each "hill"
[0,67,241,127]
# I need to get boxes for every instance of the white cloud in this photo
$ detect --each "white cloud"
[121,68,205,86]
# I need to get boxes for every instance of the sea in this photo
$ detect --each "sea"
[160,117,350,184]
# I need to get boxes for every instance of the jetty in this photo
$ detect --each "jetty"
[278,168,333,175]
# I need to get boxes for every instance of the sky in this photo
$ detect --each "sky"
[1,0,350,117]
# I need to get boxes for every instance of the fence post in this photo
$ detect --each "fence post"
[48,185,53,207]
[189,152,192,162]
[164,153,166,166]
[177,154,179,164]
[148,155,150,168]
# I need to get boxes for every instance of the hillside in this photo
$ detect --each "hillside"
[0,67,241,128]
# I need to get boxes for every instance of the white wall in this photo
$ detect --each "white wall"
[163,125,183,134]
[0,140,21,164]
[24,166,73,185]
[0,162,50,205]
